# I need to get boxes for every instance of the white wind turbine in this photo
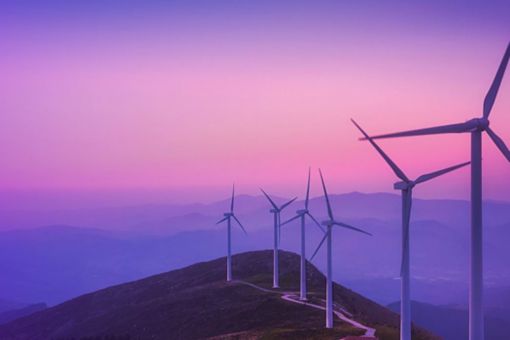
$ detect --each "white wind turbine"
[216,184,247,282]
[359,43,510,340]
[281,168,325,301]
[352,119,470,340]
[260,189,297,288]
[310,169,371,329]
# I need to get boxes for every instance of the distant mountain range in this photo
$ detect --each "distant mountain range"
[0,299,25,314]
[0,251,437,340]
[0,303,47,325]
[1,192,510,309]
[387,300,510,340]
[2,192,509,233]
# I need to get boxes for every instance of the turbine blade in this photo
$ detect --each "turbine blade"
[216,216,228,224]
[414,161,471,184]
[400,231,408,276]
[486,127,510,162]
[484,43,510,118]
[280,197,297,211]
[359,121,475,140]
[260,188,278,210]
[351,119,409,182]
[310,230,329,262]
[306,212,325,233]
[400,190,413,277]
[281,214,300,226]
[400,192,408,276]
[318,169,334,220]
[305,167,311,209]
[332,221,372,236]
[230,183,235,212]
[232,215,247,235]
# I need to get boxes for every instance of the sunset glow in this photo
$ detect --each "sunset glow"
[1,1,509,203]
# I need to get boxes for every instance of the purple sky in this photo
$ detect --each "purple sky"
[1,1,509,209]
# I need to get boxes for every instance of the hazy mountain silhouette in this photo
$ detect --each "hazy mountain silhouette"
[387,300,510,340]
[0,251,437,340]
[2,192,509,232]
[0,299,25,314]
[1,193,510,309]
[0,303,47,325]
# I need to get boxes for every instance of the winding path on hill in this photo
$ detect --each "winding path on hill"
[232,280,376,338]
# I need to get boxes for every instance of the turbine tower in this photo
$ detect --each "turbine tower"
[310,169,371,328]
[358,43,510,340]
[352,119,470,340]
[216,184,247,282]
[261,189,297,288]
[281,168,325,301]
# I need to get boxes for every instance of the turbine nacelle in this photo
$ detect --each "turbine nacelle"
[351,42,510,340]
[280,168,324,232]
[469,117,490,131]
[394,181,414,190]
[216,184,247,234]
[310,171,371,264]
[270,208,278,213]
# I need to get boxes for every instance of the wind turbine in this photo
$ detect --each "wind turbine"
[357,43,510,340]
[281,168,325,301]
[260,189,297,288]
[352,119,470,340]
[310,169,371,329]
[217,184,247,282]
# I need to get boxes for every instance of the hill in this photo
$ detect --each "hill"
[0,250,436,339]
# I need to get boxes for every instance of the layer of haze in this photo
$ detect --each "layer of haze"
[1,0,510,211]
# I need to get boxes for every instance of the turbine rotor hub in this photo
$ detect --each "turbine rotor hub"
[476,117,490,131]
[224,212,233,217]
[394,181,414,190]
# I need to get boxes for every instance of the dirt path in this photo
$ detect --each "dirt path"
[232,280,376,338]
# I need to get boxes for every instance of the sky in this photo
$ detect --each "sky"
[1,0,510,208]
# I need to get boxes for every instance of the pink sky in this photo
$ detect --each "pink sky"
[0,1,509,203]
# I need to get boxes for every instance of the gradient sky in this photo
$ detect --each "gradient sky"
[1,0,509,206]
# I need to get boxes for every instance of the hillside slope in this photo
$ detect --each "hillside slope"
[0,250,436,339]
